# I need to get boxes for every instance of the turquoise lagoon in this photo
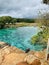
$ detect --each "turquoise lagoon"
[0,27,45,51]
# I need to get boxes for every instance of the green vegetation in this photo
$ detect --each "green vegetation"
[31,13,49,45]
[0,16,12,29]
[0,16,35,29]
[31,28,49,45]
[0,14,49,47]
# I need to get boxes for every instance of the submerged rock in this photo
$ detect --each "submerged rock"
[25,48,30,53]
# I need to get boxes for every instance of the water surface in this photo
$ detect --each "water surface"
[0,27,44,51]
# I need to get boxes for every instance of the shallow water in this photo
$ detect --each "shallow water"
[0,27,45,51]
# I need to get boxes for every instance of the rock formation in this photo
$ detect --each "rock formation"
[0,42,49,65]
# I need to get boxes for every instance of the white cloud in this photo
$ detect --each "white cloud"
[0,0,49,18]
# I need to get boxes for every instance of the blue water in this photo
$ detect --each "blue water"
[0,27,44,51]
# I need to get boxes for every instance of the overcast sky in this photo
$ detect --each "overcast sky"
[0,0,49,18]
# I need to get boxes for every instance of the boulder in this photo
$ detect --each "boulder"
[24,54,36,64]
[25,48,30,53]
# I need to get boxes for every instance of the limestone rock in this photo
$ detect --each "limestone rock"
[31,59,41,65]
[0,53,3,64]
[27,50,35,55]
[41,61,48,65]
[34,51,45,59]
[1,53,27,65]
[0,46,11,57]
[0,42,48,65]
[24,54,36,64]
[0,42,5,45]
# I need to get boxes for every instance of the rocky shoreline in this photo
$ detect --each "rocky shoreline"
[0,42,49,65]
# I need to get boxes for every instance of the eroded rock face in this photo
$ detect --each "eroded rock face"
[0,42,48,65]
[0,42,26,65]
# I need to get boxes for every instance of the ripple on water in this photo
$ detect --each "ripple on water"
[0,27,44,51]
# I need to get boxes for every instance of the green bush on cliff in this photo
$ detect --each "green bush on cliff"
[31,35,40,44]
[31,13,49,45]
[31,28,49,45]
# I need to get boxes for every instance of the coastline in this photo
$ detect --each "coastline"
[0,42,49,65]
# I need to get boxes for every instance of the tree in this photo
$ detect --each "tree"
[0,16,12,28]
[0,17,5,29]
[31,13,49,46]
[11,18,17,24]
[41,13,49,27]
